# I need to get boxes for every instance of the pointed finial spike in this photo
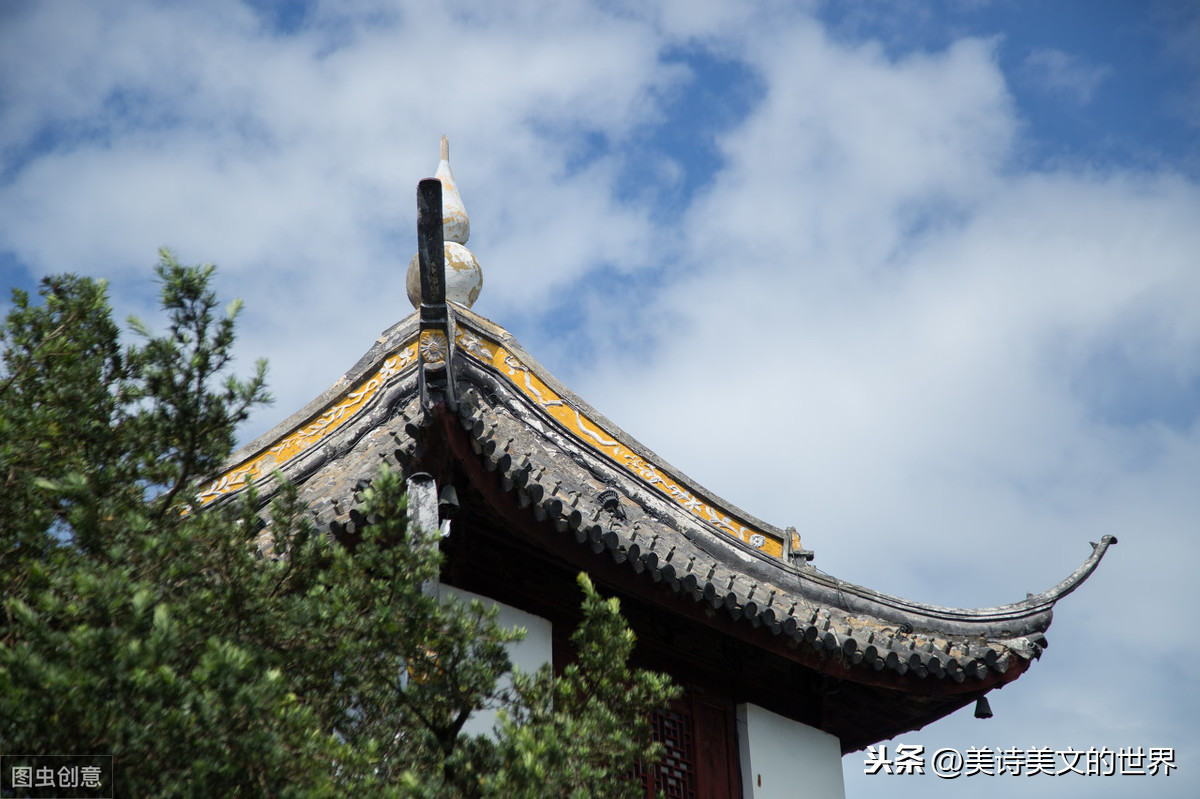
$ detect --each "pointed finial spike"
[435,138,469,245]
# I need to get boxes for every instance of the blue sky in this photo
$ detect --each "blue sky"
[2,2,1198,796]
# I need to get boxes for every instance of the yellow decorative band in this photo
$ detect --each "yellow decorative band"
[454,327,784,558]
[197,342,419,504]
[199,321,783,559]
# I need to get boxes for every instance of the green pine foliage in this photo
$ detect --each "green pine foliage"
[486,573,676,799]
[0,251,677,797]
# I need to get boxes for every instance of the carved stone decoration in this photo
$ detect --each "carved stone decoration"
[419,329,448,364]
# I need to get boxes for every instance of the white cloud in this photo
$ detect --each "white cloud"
[0,0,691,438]
[567,37,1200,788]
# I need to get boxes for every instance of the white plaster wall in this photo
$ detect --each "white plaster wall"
[438,584,553,737]
[737,703,846,799]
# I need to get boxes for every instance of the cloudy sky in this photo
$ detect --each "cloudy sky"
[2,1,1197,795]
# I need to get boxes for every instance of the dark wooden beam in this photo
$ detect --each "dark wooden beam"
[417,177,446,310]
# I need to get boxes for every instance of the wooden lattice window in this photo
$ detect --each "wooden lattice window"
[633,692,739,799]
[650,707,697,798]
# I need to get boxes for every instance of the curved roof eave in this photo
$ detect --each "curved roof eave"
[199,302,1116,691]
[444,306,1116,635]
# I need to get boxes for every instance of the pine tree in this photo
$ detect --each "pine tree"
[1,252,676,797]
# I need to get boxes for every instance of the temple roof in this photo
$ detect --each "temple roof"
[201,146,1115,750]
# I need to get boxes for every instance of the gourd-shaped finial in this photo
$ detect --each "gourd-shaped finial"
[407,136,483,309]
